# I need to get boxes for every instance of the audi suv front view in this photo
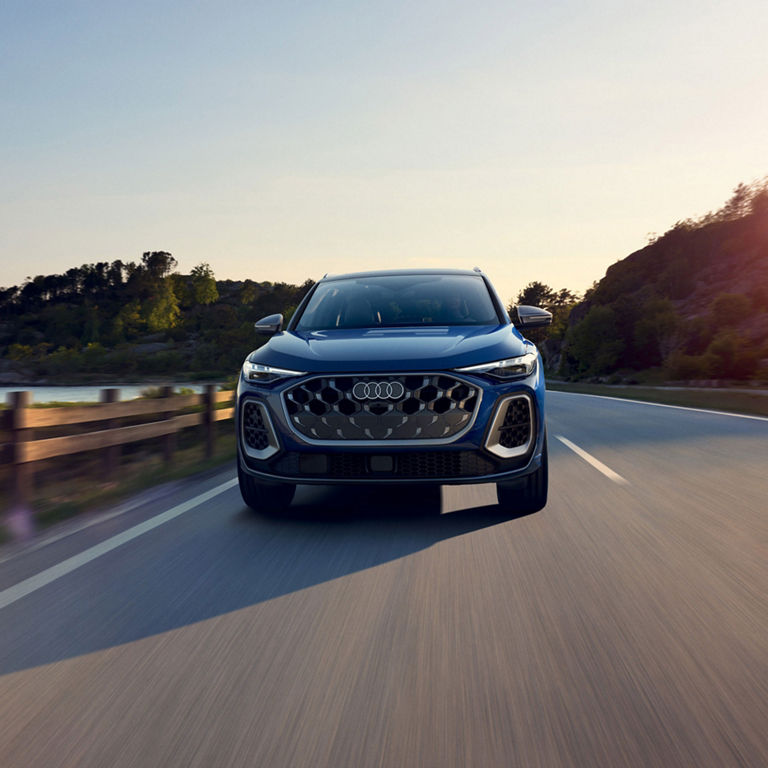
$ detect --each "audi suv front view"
[236,268,551,513]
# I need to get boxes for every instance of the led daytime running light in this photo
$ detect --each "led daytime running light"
[456,352,537,379]
[242,361,305,383]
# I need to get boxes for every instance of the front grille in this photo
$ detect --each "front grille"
[498,397,531,448]
[283,374,479,441]
[270,451,497,479]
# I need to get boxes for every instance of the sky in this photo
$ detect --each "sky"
[2,0,767,304]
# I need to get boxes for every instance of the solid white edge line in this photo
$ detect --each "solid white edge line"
[550,390,768,423]
[0,477,238,612]
[555,435,629,486]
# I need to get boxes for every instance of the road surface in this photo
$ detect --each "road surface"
[1,391,767,767]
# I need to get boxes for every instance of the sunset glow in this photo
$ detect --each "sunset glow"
[2,1,767,302]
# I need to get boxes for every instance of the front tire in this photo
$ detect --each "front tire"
[238,462,296,513]
[497,434,548,513]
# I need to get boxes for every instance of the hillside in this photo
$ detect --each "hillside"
[559,179,768,382]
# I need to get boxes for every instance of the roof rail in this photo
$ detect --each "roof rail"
[472,266,483,273]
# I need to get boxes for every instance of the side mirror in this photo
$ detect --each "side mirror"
[254,313,284,335]
[513,305,552,329]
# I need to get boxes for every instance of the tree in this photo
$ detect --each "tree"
[562,305,625,376]
[633,298,680,367]
[509,282,580,343]
[141,251,177,280]
[240,280,258,306]
[144,279,180,332]
[709,293,751,327]
[718,183,752,221]
[189,263,219,305]
[514,281,555,309]
[705,329,758,379]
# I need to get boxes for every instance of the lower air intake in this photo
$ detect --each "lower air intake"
[241,400,279,460]
[485,394,533,458]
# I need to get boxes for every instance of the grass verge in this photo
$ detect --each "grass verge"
[1,434,236,542]
[547,381,768,418]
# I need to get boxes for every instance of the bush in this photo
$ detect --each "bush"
[563,306,625,376]
[664,352,711,380]
[137,350,185,375]
[707,329,758,379]
[705,330,758,379]
[44,346,83,375]
[709,293,751,327]
[7,343,34,361]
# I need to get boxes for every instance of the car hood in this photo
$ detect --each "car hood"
[248,325,530,373]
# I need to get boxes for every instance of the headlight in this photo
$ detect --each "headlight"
[241,360,306,383]
[455,351,537,380]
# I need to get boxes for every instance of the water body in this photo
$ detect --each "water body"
[0,383,210,405]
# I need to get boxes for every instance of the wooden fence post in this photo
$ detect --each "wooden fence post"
[204,384,215,460]
[101,388,120,476]
[8,390,34,539]
[161,385,176,465]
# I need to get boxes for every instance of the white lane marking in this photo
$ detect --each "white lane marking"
[550,391,768,423]
[555,435,629,486]
[0,477,238,612]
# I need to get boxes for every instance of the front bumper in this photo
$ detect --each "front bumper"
[236,369,546,486]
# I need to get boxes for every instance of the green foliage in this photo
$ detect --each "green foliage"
[138,350,185,374]
[563,306,625,376]
[143,279,180,332]
[0,251,313,380]
[705,330,758,379]
[633,298,680,367]
[239,280,258,305]
[7,343,35,360]
[141,251,177,279]
[46,346,84,375]
[189,263,219,305]
[508,282,580,344]
[664,351,712,380]
[514,281,554,308]
[708,293,751,326]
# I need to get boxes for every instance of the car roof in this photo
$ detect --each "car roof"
[321,268,484,281]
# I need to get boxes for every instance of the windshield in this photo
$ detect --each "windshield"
[294,274,500,331]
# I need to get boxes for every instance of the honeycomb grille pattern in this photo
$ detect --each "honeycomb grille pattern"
[498,397,531,448]
[270,451,497,479]
[243,401,271,451]
[283,375,479,441]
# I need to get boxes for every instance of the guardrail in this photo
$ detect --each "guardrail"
[2,384,235,514]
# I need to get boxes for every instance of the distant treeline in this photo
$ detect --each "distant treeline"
[513,177,768,382]
[0,252,313,380]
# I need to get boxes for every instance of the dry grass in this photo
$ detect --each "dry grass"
[0,424,236,540]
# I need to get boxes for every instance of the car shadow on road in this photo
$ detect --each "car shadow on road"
[0,483,538,675]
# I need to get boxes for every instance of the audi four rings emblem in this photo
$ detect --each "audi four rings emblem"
[352,381,405,400]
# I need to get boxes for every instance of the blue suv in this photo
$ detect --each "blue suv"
[236,268,551,513]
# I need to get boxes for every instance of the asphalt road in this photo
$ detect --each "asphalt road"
[1,391,767,767]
